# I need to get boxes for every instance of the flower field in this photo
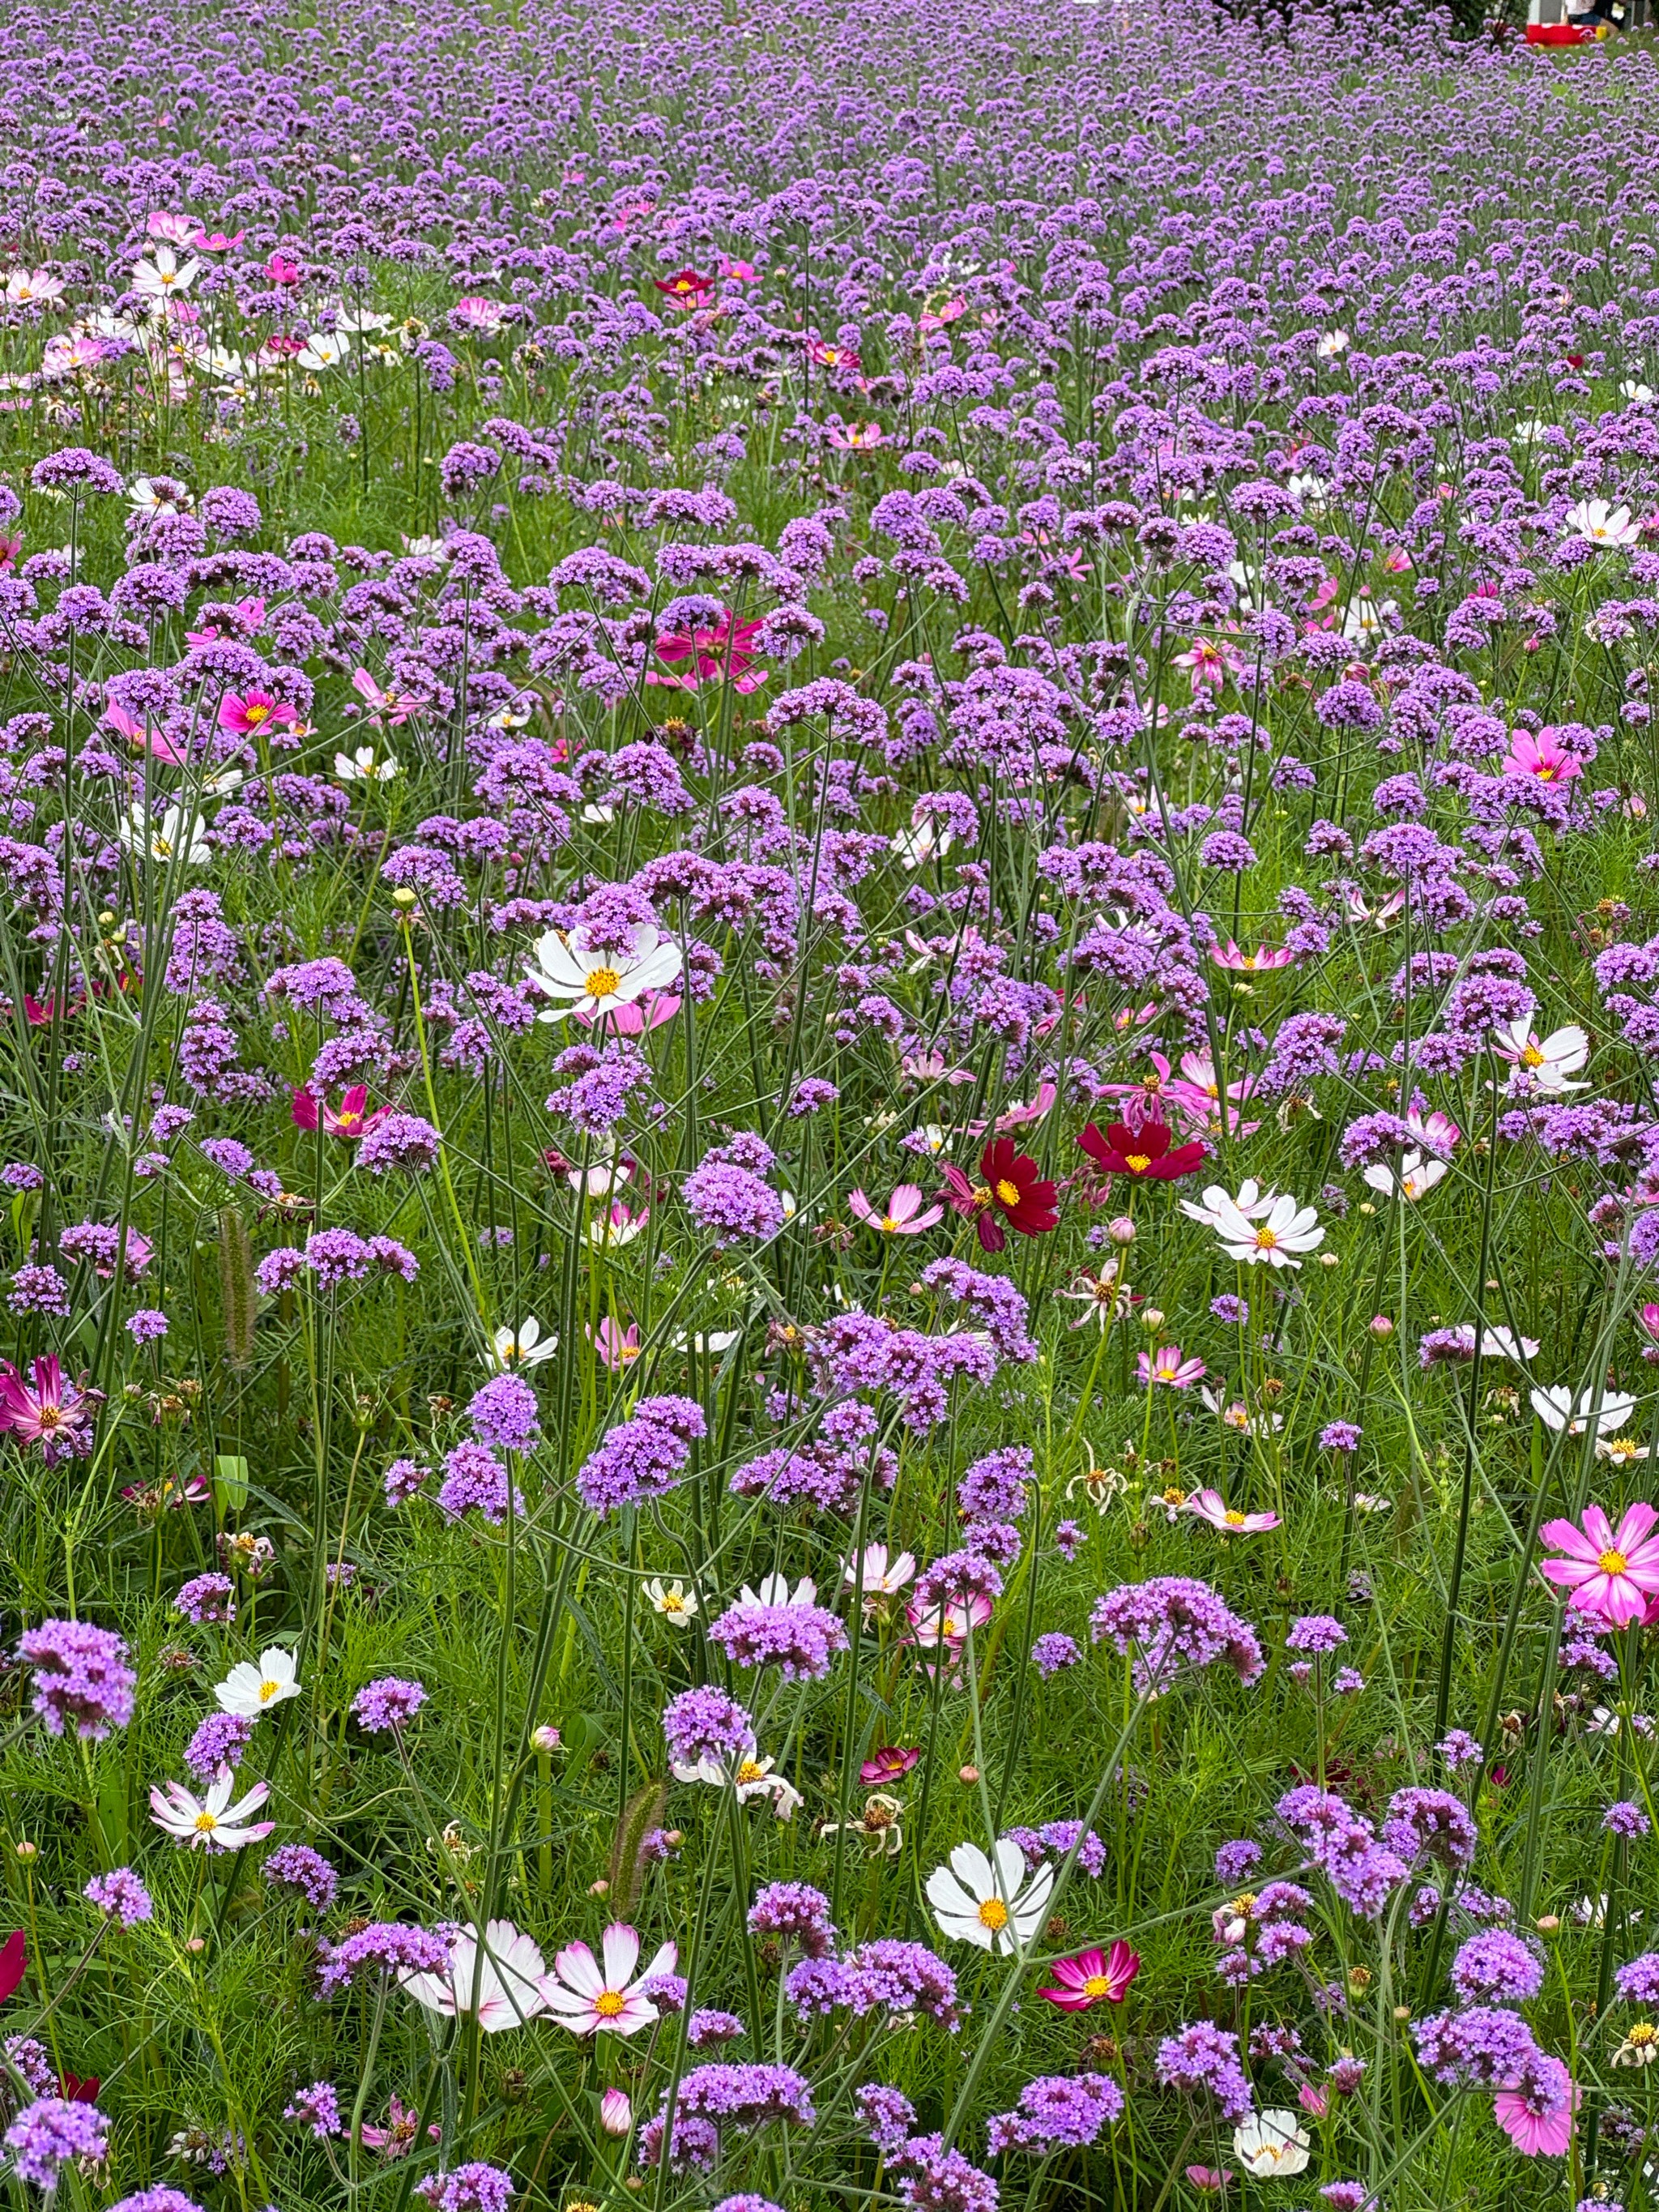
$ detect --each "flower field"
[2,0,1659,2206]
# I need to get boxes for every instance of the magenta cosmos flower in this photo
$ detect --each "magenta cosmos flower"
[650,609,766,694]
[537,1922,677,2036]
[217,689,300,737]
[1493,2080,1576,2155]
[1502,728,1582,784]
[0,1356,102,1467]
[1137,1346,1206,1390]
[1538,1502,1659,1627]
[291,1084,390,1140]
[1038,1940,1141,2010]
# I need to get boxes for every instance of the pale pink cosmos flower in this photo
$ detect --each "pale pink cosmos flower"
[1491,1016,1589,1093]
[572,990,680,1036]
[1172,635,1243,694]
[825,421,887,450]
[1503,727,1582,784]
[400,1920,547,2032]
[843,1544,916,1605]
[1184,1488,1280,1535]
[146,211,198,246]
[847,1185,945,1236]
[907,1588,993,1648]
[1137,1345,1206,1390]
[1538,1501,1659,1628]
[538,1922,677,2037]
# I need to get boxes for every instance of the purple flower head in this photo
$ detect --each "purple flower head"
[467,1374,540,1455]
[318,1922,450,1994]
[662,1685,755,1773]
[748,1881,836,1958]
[4,2097,109,2188]
[173,1573,235,1625]
[264,1844,339,1911]
[185,1713,256,1782]
[1031,1632,1080,1677]
[352,1677,428,1734]
[17,1620,135,1740]
[987,2072,1124,2155]
[284,2082,342,2139]
[84,1868,152,1927]
[1450,1928,1545,2005]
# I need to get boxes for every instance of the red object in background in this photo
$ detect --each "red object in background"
[0,1931,23,2003]
[60,2074,100,2102]
[1525,23,1587,40]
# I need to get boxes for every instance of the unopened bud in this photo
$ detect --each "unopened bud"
[1535,1914,1561,1934]
[1141,1306,1165,1332]
[14,1841,36,1863]
[1369,1314,1394,1339]
[589,1877,609,1896]
[599,2088,633,2137]
[1107,1215,1136,1246]
[186,1936,207,1954]
[957,1765,979,1785]
[531,1725,561,1753]
[391,886,418,909]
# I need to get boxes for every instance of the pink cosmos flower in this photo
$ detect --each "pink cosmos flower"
[806,339,860,372]
[717,254,757,282]
[1038,1940,1141,2009]
[292,1085,390,1142]
[1503,728,1582,784]
[1493,2080,1576,2155]
[266,252,302,287]
[537,1922,677,2037]
[860,1744,920,1785]
[572,990,680,1036]
[825,421,887,450]
[218,690,298,737]
[1184,1488,1280,1535]
[906,1589,993,1649]
[0,1356,103,1467]
[847,1184,945,1236]
[352,668,427,725]
[1297,2085,1328,2118]
[649,609,767,694]
[1212,942,1294,972]
[966,1082,1057,1137]
[190,224,245,252]
[358,2098,440,2158]
[590,1319,642,1372]
[1137,1346,1206,1390]
[186,596,265,647]
[1172,636,1243,693]
[1186,2171,1232,2196]
[104,700,186,765]
[1538,1502,1659,1627]
[146,211,197,246]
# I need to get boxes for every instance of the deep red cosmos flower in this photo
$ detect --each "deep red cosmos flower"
[653,268,714,305]
[859,1745,921,1786]
[1077,1119,1207,1181]
[940,1138,1059,1253]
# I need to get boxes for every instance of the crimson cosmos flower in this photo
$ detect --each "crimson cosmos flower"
[1077,1119,1207,1181]
[0,1357,104,1467]
[940,1138,1059,1253]
[652,267,714,305]
[859,1745,921,1786]
[1038,1939,1141,2009]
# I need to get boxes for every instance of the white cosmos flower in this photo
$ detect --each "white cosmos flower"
[1623,381,1657,409]
[1316,329,1348,359]
[296,332,350,370]
[1178,1177,1272,1232]
[645,1577,699,1625]
[4,268,64,305]
[400,1919,548,2032]
[484,1316,558,1370]
[891,820,953,868]
[1232,2110,1311,2177]
[1529,1383,1637,1437]
[1362,1150,1447,1202]
[526,922,683,1023]
[927,1837,1054,1954]
[150,1767,274,1852]
[335,745,401,784]
[130,247,199,305]
[843,1544,915,1599]
[400,532,449,557]
[1192,1186,1324,1269]
[669,1728,800,1817]
[119,802,211,866]
[1481,1326,1539,1362]
[738,1573,817,1608]
[215,1645,302,1719]
[1491,1016,1589,1094]
[1286,472,1328,515]
[1564,498,1641,548]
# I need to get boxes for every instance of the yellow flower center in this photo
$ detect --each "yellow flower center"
[1633,2022,1657,2045]
[736,1760,766,1786]
[995,1178,1021,1206]
[1241,954,1258,970]
[594,1989,626,2018]
[1124,1154,1151,1173]
[242,702,270,725]
[338,1109,360,1129]
[1231,1892,1258,1916]
[585,965,622,1000]
[258,1678,282,1702]
[977,1898,1010,1932]
[970,1183,993,1207]
[881,1215,901,1232]
[663,1593,685,1614]
[194,1810,217,1833]
[1224,1510,1247,1527]
[1606,1439,1640,1465]
[1522,1044,1544,1067]
[1162,1487,1186,1507]
[1254,1226,1277,1250]
[1599,1548,1630,1577]
[1082,1974,1111,1998]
